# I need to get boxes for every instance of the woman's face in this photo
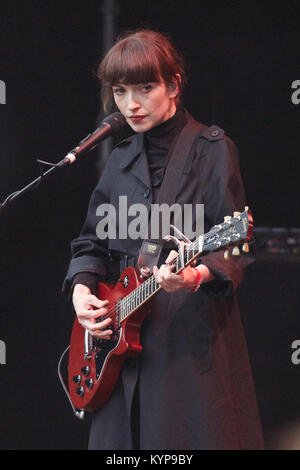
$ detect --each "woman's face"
[112,80,178,132]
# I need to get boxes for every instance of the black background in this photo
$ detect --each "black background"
[0,0,300,450]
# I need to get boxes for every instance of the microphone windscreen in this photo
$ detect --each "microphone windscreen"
[102,112,127,133]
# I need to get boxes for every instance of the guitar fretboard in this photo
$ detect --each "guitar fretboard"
[117,235,205,322]
[113,209,250,324]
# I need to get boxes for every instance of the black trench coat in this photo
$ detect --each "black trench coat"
[63,111,265,450]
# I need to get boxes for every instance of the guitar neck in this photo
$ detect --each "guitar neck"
[118,208,252,323]
[118,235,205,323]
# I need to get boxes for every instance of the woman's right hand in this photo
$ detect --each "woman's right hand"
[72,284,112,339]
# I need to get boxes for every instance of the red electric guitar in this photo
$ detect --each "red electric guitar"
[65,208,253,416]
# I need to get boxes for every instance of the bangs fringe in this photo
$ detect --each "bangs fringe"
[100,40,163,86]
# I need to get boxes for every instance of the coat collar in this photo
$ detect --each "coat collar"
[117,132,151,189]
[116,109,196,189]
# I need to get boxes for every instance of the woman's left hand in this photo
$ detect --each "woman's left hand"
[153,249,208,293]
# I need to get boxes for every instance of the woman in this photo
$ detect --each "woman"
[63,29,264,450]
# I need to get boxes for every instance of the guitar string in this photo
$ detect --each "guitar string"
[97,217,245,325]
[117,220,246,322]
[95,241,191,325]
[94,218,242,326]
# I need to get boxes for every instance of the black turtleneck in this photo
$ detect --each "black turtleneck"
[144,106,187,197]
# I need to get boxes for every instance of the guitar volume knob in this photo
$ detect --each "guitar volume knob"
[85,378,94,389]
[72,374,81,385]
[81,366,90,376]
[75,386,85,397]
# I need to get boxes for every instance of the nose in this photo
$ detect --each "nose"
[127,91,140,112]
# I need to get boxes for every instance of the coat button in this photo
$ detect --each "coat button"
[143,188,150,198]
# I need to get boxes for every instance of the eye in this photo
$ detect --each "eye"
[112,86,125,96]
[141,84,153,92]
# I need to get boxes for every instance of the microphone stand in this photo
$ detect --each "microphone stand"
[0,112,127,213]
[0,158,68,212]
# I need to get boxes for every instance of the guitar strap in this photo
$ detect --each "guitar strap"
[137,112,205,275]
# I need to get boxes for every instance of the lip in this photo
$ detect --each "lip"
[129,115,147,122]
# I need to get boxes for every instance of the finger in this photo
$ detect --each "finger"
[158,264,176,280]
[90,316,114,338]
[162,278,183,290]
[159,271,185,291]
[165,250,178,264]
[85,296,109,309]
[92,330,113,339]
[77,307,108,320]
[79,316,112,332]
[81,322,113,338]
[159,276,181,292]
[93,316,113,329]
[153,266,161,283]
[90,305,110,319]
[154,264,175,285]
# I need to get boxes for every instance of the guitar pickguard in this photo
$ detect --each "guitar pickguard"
[94,334,120,380]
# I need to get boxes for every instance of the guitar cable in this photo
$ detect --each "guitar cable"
[57,345,85,420]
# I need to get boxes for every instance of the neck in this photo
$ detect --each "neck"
[146,105,185,139]
[166,101,177,121]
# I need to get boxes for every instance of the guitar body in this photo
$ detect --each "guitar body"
[68,267,151,412]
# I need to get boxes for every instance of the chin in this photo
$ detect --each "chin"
[129,122,153,133]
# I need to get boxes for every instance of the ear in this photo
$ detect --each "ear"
[168,73,181,98]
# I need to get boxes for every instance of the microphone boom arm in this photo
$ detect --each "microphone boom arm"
[0,112,127,212]
[0,161,61,212]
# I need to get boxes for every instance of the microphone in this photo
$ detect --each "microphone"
[0,112,127,211]
[59,112,127,167]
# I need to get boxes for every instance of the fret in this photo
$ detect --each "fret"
[120,300,125,320]
[119,301,123,321]
[123,298,126,319]
[134,290,138,308]
[138,288,140,306]
[184,246,188,263]
[136,290,139,306]
[119,233,209,323]
[146,280,149,298]
[184,246,188,264]
[116,211,251,326]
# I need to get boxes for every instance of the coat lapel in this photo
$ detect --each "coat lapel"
[118,132,151,189]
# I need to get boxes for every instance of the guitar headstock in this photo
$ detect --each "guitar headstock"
[203,207,253,257]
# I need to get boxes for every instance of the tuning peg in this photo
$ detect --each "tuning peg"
[234,211,241,217]
[232,246,240,256]
[224,216,231,222]
[224,248,230,260]
[242,242,249,253]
